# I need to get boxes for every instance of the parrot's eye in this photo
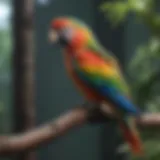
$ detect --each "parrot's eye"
[58,27,74,45]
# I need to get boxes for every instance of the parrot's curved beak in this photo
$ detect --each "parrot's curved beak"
[48,29,59,44]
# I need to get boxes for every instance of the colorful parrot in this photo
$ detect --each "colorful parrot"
[48,16,143,155]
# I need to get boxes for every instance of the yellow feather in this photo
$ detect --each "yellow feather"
[80,64,119,78]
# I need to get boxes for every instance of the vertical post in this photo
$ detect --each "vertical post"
[13,0,36,160]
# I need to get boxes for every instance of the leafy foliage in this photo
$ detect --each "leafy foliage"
[101,0,160,159]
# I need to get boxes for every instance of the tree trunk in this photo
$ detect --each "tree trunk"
[13,0,36,160]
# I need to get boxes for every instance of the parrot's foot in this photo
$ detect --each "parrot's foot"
[116,143,129,154]
[82,101,114,124]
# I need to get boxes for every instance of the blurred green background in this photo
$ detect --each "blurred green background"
[0,0,159,160]
[0,0,13,135]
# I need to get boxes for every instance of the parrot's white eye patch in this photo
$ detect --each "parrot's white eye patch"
[59,27,74,42]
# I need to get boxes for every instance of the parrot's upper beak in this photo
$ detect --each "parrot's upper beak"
[48,29,59,43]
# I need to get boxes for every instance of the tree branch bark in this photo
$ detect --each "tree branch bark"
[137,113,160,128]
[13,0,35,159]
[0,106,159,156]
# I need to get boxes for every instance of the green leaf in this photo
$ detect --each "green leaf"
[100,1,130,26]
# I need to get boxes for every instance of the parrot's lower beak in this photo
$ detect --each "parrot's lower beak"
[48,29,59,44]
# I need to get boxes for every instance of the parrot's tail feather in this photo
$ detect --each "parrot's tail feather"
[119,117,143,156]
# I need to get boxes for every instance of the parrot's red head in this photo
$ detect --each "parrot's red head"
[48,17,92,50]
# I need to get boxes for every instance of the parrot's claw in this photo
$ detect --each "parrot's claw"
[116,143,129,154]
[82,101,113,124]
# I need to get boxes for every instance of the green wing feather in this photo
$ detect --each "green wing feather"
[74,61,139,114]
[75,62,130,97]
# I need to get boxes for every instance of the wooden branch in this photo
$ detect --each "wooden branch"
[137,113,160,128]
[0,107,88,156]
[0,106,159,156]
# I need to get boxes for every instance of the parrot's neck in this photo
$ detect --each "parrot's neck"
[64,46,78,58]
[65,45,74,54]
[64,43,84,57]
[89,38,118,62]
[63,36,117,64]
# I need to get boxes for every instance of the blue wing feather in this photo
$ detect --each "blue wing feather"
[99,85,140,115]
[76,69,140,115]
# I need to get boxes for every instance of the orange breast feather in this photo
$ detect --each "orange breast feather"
[64,51,102,102]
